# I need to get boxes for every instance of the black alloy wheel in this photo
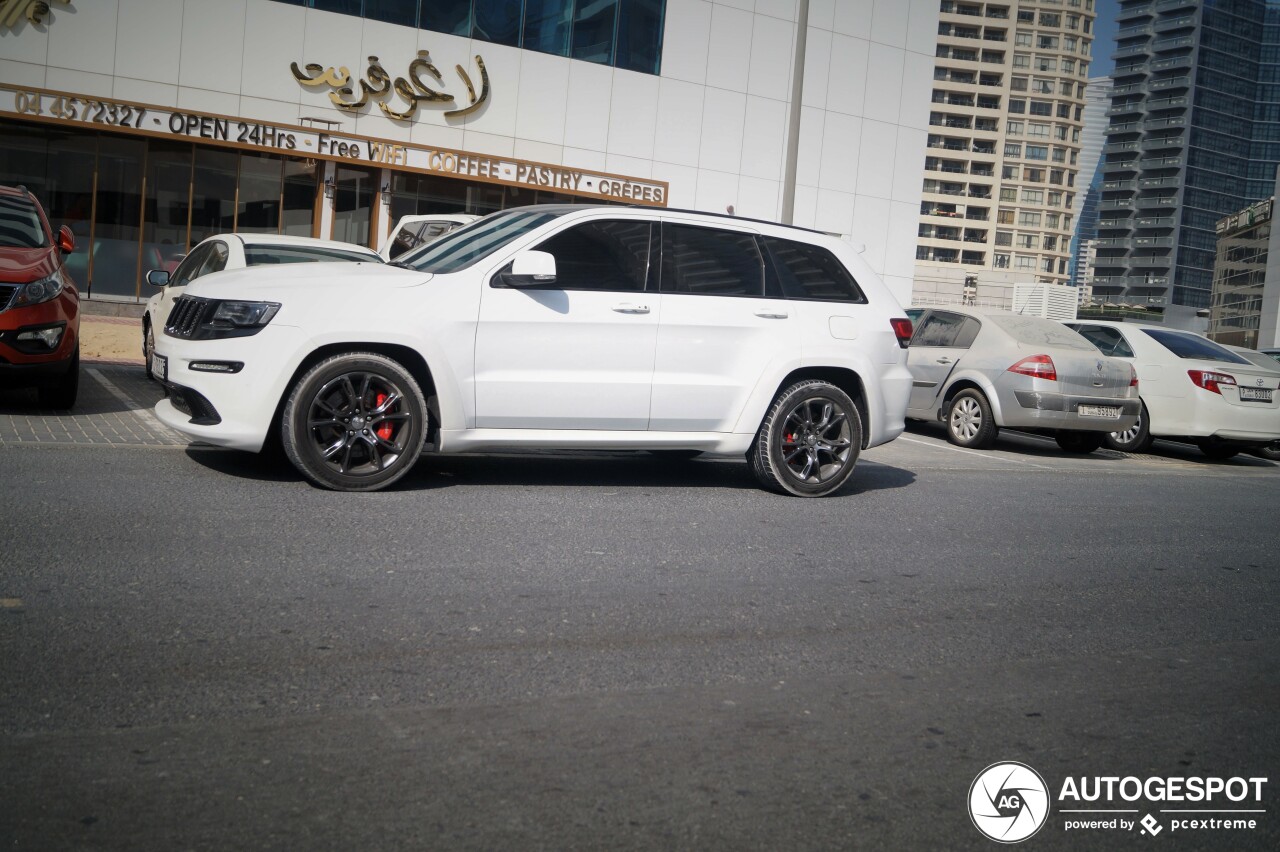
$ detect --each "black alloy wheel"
[143,322,155,381]
[750,379,862,497]
[282,352,427,491]
[1196,438,1240,461]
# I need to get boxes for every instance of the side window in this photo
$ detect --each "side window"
[661,224,764,296]
[389,224,426,260]
[912,311,973,347]
[198,241,229,277]
[761,236,866,303]
[533,219,652,292]
[1077,325,1134,357]
[168,244,211,288]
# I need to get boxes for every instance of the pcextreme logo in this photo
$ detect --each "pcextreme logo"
[969,763,1270,843]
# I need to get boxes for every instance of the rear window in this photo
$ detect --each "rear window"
[244,245,378,265]
[987,313,1096,350]
[1142,329,1250,364]
[761,236,866,303]
[0,195,47,249]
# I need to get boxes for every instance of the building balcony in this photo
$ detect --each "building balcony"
[1108,101,1145,117]
[1117,23,1153,39]
[1145,115,1186,130]
[1146,95,1188,111]
[1117,3,1155,23]
[1135,215,1177,228]
[1152,34,1195,52]
[1135,195,1179,208]
[1139,176,1181,189]
[1108,121,1142,136]
[1113,43,1151,61]
[1104,141,1142,155]
[1148,75,1190,92]
[1131,255,1174,268]
[1150,55,1192,72]
[1141,155,1183,170]
[1133,236,1175,248]
[1097,220,1134,231]
[1099,199,1135,210]
[1141,135,1184,151]
[1111,82,1146,96]
[1154,14,1195,33]
[1103,179,1137,191]
[1095,238,1133,248]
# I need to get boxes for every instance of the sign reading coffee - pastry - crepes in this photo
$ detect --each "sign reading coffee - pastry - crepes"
[0,84,668,206]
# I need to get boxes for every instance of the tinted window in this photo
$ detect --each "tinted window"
[533,219,652,292]
[762,236,865,303]
[912,311,977,347]
[0,195,46,248]
[1076,325,1134,358]
[661,224,764,296]
[244,245,377,265]
[1143,329,1251,364]
[169,243,212,288]
[199,241,229,277]
[401,209,563,273]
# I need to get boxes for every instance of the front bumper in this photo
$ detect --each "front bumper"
[153,324,304,452]
[0,295,79,384]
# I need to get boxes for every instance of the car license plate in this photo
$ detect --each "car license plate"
[153,354,167,382]
[1078,404,1121,418]
[1239,387,1273,402]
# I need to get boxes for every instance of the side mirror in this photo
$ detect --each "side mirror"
[57,225,75,254]
[146,269,171,287]
[498,250,557,288]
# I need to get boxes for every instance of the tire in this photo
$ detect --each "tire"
[945,388,998,449]
[37,347,79,410]
[281,352,427,492]
[1104,400,1153,454]
[143,321,155,381]
[1251,440,1280,462]
[749,379,862,497]
[1196,438,1240,461]
[1055,431,1105,454]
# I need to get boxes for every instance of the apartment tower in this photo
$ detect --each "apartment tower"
[916,0,1096,301]
[1095,0,1280,326]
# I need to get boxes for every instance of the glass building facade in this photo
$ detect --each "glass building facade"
[272,0,666,75]
[1096,0,1280,313]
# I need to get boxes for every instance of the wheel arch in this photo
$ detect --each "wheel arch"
[769,367,869,449]
[267,342,439,447]
[940,375,1004,425]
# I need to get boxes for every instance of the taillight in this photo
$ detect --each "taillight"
[1188,369,1236,395]
[890,317,913,348]
[1008,354,1057,381]
[1129,366,1139,388]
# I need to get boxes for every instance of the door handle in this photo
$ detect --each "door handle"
[612,303,650,314]
[936,357,953,364]
[754,311,789,319]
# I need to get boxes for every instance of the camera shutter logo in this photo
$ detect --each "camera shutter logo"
[969,762,1051,843]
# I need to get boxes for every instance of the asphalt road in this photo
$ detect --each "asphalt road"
[1,369,1278,850]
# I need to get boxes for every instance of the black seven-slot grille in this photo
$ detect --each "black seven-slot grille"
[165,295,215,338]
[0,284,19,311]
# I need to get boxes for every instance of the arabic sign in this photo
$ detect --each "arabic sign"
[292,52,489,122]
[0,84,669,206]
[1216,198,1273,235]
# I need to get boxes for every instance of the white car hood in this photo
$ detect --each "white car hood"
[180,261,431,304]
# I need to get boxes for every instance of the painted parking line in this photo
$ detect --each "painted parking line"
[86,367,183,441]
[896,435,1053,469]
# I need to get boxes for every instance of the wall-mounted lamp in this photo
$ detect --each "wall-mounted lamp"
[323,176,335,199]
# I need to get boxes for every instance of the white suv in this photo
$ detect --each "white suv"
[153,206,914,496]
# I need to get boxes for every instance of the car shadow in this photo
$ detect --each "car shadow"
[903,420,1277,467]
[183,447,919,495]
[0,364,162,417]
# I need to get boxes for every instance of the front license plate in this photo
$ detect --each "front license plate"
[1078,404,1121,418]
[153,354,167,382]
[1239,387,1273,402]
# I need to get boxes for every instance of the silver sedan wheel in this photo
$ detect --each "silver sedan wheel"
[949,395,984,442]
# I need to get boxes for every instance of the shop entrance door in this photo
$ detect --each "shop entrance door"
[330,164,377,249]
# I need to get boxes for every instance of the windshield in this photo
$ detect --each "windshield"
[1142,329,1251,364]
[396,209,563,274]
[0,195,47,249]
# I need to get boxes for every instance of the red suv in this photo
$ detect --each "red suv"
[0,185,79,408]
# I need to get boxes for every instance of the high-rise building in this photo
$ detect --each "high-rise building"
[1068,75,1112,287]
[915,0,1096,301]
[1095,0,1280,327]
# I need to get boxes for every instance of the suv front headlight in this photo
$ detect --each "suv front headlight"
[164,296,281,340]
[11,270,65,308]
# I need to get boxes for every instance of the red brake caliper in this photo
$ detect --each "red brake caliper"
[375,393,393,441]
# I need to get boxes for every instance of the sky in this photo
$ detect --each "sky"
[1091,0,1122,78]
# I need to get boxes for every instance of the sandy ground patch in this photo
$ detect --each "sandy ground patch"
[81,316,144,365]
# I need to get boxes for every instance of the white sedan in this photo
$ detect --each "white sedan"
[142,234,381,379]
[1066,320,1280,459]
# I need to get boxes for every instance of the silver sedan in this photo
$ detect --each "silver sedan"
[905,307,1139,452]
